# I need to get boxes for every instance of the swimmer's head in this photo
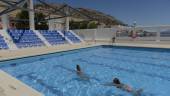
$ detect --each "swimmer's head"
[76,65,81,72]
[113,78,121,84]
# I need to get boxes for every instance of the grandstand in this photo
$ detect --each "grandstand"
[0,0,84,50]
[63,31,81,43]
[8,29,45,48]
[39,30,67,45]
[0,28,83,49]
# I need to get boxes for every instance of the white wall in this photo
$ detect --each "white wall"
[73,28,170,42]
[48,18,65,30]
[73,28,117,41]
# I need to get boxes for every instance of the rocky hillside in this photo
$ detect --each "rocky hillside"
[75,8,125,26]
[35,3,126,26]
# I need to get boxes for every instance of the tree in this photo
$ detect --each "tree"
[15,11,48,30]
[35,13,48,30]
[70,20,96,29]
[69,20,79,29]
[87,21,97,29]
[15,10,29,29]
[79,21,88,29]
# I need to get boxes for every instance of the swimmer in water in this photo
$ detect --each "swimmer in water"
[76,64,82,75]
[113,78,143,96]
[76,65,89,81]
[113,78,132,92]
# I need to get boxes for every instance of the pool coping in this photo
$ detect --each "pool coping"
[0,43,101,62]
[0,70,43,96]
[112,43,170,50]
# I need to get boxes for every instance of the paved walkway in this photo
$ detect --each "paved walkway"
[0,43,99,61]
[0,70,43,96]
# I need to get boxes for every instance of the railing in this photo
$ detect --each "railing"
[73,28,117,42]
[73,26,170,43]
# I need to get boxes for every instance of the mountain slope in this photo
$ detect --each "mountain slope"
[35,3,126,26]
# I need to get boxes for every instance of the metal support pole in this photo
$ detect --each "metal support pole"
[29,0,35,30]
[48,20,54,30]
[65,5,69,31]
[94,29,97,43]
[156,31,160,42]
[1,14,9,30]
[65,16,69,31]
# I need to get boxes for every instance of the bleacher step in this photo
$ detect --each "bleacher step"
[57,31,74,44]
[33,30,51,47]
[69,30,85,42]
[0,30,18,50]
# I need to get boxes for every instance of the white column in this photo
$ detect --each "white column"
[48,20,54,30]
[1,14,9,30]
[65,17,70,31]
[29,0,35,30]
[156,31,160,42]
[1,15,18,50]
[94,29,97,43]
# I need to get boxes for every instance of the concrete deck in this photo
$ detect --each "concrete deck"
[113,42,170,49]
[0,70,43,96]
[0,43,100,61]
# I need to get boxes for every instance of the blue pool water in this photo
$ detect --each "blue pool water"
[0,45,170,96]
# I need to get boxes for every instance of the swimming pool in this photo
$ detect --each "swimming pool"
[0,45,170,96]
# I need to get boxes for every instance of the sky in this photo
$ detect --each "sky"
[45,0,170,26]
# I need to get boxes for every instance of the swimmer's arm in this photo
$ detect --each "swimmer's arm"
[102,82,114,86]
[102,83,120,87]
[113,84,123,88]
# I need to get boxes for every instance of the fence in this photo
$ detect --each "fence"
[73,28,116,42]
[73,26,170,43]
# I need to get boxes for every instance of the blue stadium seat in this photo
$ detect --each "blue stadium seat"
[63,31,81,43]
[7,29,45,48]
[39,30,66,45]
[0,35,9,49]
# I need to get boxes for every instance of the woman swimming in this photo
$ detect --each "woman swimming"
[76,65,82,75]
[113,78,132,92]
[76,65,90,81]
[112,78,143,96]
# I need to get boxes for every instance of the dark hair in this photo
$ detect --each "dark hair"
[76,65,81,72]
[113,78,121,84]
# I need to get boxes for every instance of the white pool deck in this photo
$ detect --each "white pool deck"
[0,42,170,96]
[0,43,98,61]
[0,70,43,96]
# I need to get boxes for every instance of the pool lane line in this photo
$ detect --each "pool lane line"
[53,64,101,85]
[104,50,170,62]
[90,54,170,70]
[102,45,170,52]
[16,72,65,96]
[0,46,101,69]
[74,58,170,82]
